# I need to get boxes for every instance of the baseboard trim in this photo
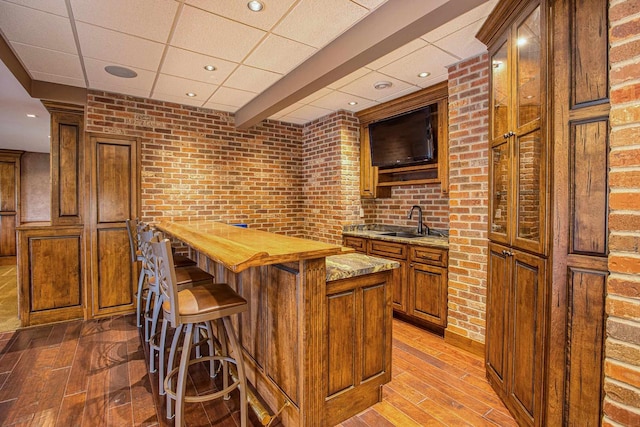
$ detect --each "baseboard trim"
[0,256,16,266]
[444,330,485,357]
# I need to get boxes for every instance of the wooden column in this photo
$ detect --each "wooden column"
[0,150,21,264]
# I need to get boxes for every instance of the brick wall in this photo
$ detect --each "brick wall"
[446,53,490,343]
[85,91,305,235]
[302,111,361,244]
[605,0,640,424]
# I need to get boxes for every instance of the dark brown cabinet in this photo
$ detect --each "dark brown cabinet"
[0,150,21,261]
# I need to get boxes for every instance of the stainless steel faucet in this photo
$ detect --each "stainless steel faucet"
[408,205,425,235]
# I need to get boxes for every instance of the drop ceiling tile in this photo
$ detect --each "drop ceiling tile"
[376,86,423,103]
[223,65,282,94]
[84,57,155,94]
[432,21,489,60]
[203,102,236,113]
[30,71,86,88]
[326,68,371,90]
[206,87,256,109]
[186,0,298,31]
[421,0,498,43]
[171,5,266,63]
[366,38,428,70]
[298,88,332,105]
[273,0,368,48]
[160,47,238,85]
[70,0,178,42]
[276,115,308,125]
[3,0,68,16]
[153,74,217,101]
[11,42,84,79]
[310,90,377,112]
[339,71,414,102]
[287,104,333,121]
[76,22,164,71]
[244,34,316,74]
[414,71,448,89]
[152,92,206,108]
[377,44,459,86]
[352,0,388,9]
[0,2,76,53]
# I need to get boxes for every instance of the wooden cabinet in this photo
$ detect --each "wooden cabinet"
[408,246,448,327]
[478,1,549,425]
[0,150,21,262]
[88,133,140,317]
[356,82,449,198]
[486,242,546,425]
[343,235,447,329]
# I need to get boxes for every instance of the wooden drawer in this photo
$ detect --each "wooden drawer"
[410,246,448,267]
[369,239,407,260]
[342,236,366,253]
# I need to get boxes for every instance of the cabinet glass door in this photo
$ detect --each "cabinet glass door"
[490,141,510,242]
[517,6,541,128]
[491,42,509,141]
[515,129,544,250]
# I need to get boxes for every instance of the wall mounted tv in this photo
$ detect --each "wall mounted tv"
[369,104,437,168]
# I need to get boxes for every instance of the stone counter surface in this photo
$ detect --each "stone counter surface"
[343,224,449,249]
[326,253,400,282]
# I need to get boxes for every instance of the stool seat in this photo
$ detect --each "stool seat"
[173,253,196,267]
[163,283,246,318]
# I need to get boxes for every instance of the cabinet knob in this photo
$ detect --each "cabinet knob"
[501,249,514,257]
[503,131,515,139]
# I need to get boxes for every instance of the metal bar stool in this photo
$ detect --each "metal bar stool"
[150,238,248,427]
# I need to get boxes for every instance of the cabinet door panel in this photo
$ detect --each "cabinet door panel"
[0,160,16,212]
[361,283,386,380]
[96,228,133,309]
[391,259,407,313]
[486,243,511,387]
[509,250,545,423]
[490,141,510,243]
[492,41,510,141]
[514,129,544,252]
[516,6,542,127]
[327,290,356,396]
[409,263,446,326]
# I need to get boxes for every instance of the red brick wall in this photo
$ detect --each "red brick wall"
[605,1,640,424]
[85,91,305,235]
[302,111,361,244]
[446,53,490,343]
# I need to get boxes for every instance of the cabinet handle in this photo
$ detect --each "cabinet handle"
[501,249,514,257]
[503,131,515,139]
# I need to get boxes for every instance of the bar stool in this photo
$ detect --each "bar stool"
[126,218,196,328]
[150,238,248,427]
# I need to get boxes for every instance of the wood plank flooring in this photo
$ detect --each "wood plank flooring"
[0,314,516,426]
[0,265,20,333]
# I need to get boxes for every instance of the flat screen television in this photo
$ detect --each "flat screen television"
[368,105,437,168]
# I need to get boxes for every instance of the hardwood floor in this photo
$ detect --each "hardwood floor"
[0,314,516,426]
[0,265,20,333]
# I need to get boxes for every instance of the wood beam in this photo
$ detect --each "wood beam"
[235,0,490,129]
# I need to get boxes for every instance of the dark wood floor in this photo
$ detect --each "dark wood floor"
[0,315,516,426]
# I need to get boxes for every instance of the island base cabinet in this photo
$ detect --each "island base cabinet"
[486,242,546,427]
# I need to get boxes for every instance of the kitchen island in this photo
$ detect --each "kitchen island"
[156,220,398,427]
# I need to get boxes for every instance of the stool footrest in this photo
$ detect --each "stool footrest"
[164,355,240,403]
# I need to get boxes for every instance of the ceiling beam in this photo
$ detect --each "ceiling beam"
[235,0,489,129]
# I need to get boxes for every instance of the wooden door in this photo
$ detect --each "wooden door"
[408,262,446,326]
[390,258,407,313]
[88,134,139,317]
[507,249,546,426]
[0,151,20,261]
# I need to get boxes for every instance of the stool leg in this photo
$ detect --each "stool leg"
[135,267,145,327]
[217,319,230,399]
[157,318,168,393]
[148,292,163,342]
[175,323,194,427]
[204,321,216,377]
[224,317,247,427]
[166,323,183,418]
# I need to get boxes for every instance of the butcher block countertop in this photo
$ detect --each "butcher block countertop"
[157,220,345,273]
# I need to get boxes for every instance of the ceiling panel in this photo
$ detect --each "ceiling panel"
[160,47,238,85]
[186,0,298,31]
[377,44,459,86]
[310,90,377,112]
[223,65,282,94]
[11,42,84,80]
[2,0,68,16]
[170,5,266,63]
[339,71,415,101]
[206,86,257,109]
[244,34,317,74]
[84,57,156,94]
[153,73,218,101]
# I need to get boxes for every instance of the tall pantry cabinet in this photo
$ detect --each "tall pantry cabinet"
[478,0,609,425]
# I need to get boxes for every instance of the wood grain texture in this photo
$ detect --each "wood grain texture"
[0,151,20,259]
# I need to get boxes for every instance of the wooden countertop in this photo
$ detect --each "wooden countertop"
[157,220,345,273]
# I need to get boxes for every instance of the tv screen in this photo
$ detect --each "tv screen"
[369,105,436,168]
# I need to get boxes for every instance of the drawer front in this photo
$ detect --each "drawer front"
[410,246,448,267]
[342,236,366,253]
[369,239,407,260]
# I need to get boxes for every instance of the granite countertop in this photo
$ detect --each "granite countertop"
[326,253,400,282]
[343,224,449,249]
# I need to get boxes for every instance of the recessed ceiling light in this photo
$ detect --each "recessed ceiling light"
[104,65,138,78]
[204,65,216,71]
[186,92,197,97]
[374,81,392,90]
[247,1,264,12]
[26,114,37,118]
[348,101,358,106]
[417,72,430,78]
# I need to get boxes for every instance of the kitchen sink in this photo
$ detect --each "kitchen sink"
[379,231,424,238]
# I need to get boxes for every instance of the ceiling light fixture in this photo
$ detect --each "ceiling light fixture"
[104,65,138,78]
[247,1,264,12]
[186,92,197,97]
[374,81,392,90]
[348,101,358,106]
[417,72,430,78]
[204,65,216,71]
[26,114,37,118]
